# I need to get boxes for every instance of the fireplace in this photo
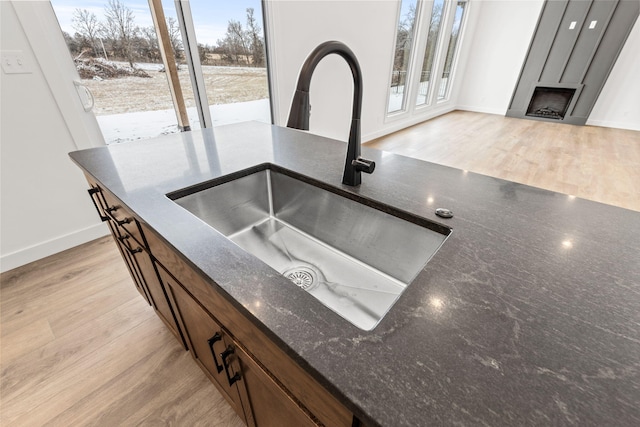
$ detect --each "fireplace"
[526,87,576,120]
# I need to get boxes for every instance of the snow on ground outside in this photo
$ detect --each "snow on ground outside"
[99,98,271,144]
[85,62,270,143]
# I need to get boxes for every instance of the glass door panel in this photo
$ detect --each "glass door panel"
[388,0,419,114]
[415,0,445,106]
[187,0,271,126]
[50,0,199,144]
[438,0,467,100]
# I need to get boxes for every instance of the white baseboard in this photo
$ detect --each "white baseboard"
[455,104,508,116]
[585,118,640,131]
[0,223,110,273]
[363,106,456,142]
[457,105,640,131]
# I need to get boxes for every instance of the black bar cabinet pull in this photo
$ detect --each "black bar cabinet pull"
[220,346,241,386]
[116,218,132,226]
[207,332,224,373]
[126,246,143,255]
[87,188,109,222]
[117,233,141,254]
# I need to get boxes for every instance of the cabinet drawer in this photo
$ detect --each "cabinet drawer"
[140,256,185,347]
[234,342,318,427]
[164,275,248,423]
[99,187,147,250]
[112,230,153,306]
[144,227,354,427]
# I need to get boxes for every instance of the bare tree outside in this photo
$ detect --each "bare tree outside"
[71,8,102,58]
[166,16,184,64]
[63,2,265,69]
[219,19,250,65]
[246,7,265,67]
[102,0,138,67]
[139,26,161,63]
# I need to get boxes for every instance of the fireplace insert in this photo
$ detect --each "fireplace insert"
[525,87,576,120]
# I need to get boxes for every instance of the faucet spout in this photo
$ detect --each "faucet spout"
[287,41,375,186]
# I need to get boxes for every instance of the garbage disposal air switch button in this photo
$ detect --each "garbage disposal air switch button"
[435,208,453,218]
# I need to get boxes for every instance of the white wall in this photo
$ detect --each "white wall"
[588,16,640,131]
[455,0,545,115]
[0,1,107,273]
[267,0,400,142]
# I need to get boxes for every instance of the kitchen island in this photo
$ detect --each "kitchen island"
[70,122,640,426]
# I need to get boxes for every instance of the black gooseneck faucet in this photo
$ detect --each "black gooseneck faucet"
[287,41,375,186]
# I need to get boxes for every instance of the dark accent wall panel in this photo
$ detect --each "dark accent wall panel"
[508,1,568,114]
[540,0,591,83]
[560,0,616,83]
[507,0,639,126]
[572,0,640,119]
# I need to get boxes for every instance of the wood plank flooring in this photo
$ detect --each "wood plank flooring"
[1,236,245,427]
[367,111,640,212]
[1,111,638,426]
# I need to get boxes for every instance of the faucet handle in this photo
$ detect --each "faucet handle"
[352,157,376,174]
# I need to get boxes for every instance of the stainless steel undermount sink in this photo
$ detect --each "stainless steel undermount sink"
[169,165,450,330]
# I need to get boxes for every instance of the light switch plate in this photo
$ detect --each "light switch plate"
[1,50,33,74]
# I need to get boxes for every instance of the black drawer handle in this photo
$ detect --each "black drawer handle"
[220,346,241,386]
[207,332,224,373]
[117,234,141,254]
[116,217,132,226]
[106,206,118,213]
[87,188,109,222]
[125,245,142,255]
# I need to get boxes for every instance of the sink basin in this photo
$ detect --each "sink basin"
[170,165,450,330]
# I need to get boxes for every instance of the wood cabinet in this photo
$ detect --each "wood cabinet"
[160,265,249,423]
[233,342,318,427]
[161,263,321,427]
[86,177,185,347]
[84,176,357,427]
[144,225,355,427]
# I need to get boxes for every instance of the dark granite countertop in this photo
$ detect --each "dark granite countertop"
[70,122,640,426]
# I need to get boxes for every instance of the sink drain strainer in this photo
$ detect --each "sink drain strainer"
[284,266,318,291]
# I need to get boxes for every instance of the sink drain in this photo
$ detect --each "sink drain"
[284,266,318,291]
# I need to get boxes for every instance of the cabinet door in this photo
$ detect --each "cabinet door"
[112,227,153,306]
[166,277,248,423]
[130,245,185,347]
[233,343,318,427]
[86,182,152,305]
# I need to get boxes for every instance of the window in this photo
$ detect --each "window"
[438,0,467,100]
[50,0,271,144]
[389,0,419,113]
[387,0,469,116]
[416,0,445,106]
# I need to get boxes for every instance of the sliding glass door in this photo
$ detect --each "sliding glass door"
[49,0,271,144]
[187,0,271,127]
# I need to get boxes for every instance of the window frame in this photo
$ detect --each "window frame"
[385,0,470,122]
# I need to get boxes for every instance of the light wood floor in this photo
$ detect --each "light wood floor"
[367,111,640,212]
[0,236,245,426]
[1,111,638,426]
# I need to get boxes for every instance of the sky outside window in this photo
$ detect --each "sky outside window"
[51,0,262,46]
